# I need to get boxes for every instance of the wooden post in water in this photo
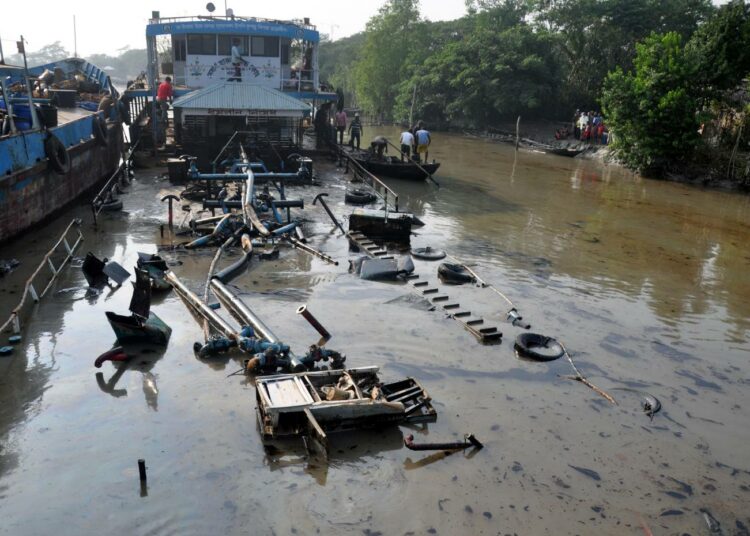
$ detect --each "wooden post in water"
[515,115,521,151]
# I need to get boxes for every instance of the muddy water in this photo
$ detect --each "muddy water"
[1,130,749,535]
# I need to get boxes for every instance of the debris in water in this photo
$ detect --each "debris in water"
[567,464,601,481]
[404,433,483,451]
[700,509,722,533]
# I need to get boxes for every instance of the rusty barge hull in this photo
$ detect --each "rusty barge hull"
[0,123,123,244]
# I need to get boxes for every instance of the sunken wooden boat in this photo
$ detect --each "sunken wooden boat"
[353,155,440,181]
[256,366,436,455]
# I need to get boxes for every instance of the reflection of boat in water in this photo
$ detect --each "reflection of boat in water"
[0,58,125,244]
[352,154,440,181]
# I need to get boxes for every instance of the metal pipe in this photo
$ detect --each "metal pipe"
[312,193,346,235]
[164,271,237,338]
[214,234,253,284]
[285,235,338,265]
[296,305,331,340]
[404,434,483,451]
[209,278,278,344]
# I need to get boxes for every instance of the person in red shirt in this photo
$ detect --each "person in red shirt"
[156,76,173,123]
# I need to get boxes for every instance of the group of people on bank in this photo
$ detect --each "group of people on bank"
[332,109,432,162]
[572,109,608,144]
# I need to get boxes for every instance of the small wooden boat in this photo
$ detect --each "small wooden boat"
[542,147,585,158]
[353,155,440,181]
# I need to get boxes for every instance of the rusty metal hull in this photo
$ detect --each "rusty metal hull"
[0,124,123,244]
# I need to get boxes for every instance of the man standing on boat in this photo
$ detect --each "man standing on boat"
[348,113,363,150]
[334,108,347,144]
[415,124,431,162]
[231,39,243,82]
[399,128,414,161]
[156,76,173,137]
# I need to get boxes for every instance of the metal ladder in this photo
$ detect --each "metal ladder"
[347,231,502,343]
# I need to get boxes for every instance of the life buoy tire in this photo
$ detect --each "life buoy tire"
[411,246,446,260]
[437,262,475,284]
[345,189,376,204]
[45,134,71,174]
[514,333,565,361]
[100,199,123,212]
[92,115,109,147]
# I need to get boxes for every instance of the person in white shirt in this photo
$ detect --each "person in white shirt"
[399,129,415,161]
[230,39,242,82]
[578,112,588,140]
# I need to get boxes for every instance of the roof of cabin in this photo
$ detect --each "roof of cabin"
[172,82,309,113]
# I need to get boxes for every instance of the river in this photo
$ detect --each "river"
[0,129,748,535]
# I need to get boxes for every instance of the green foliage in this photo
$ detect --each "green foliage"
[601,32,700,173]
[686,0,750,98]
[353,0,423,117]
[394,10,559,126]
[536,0,713,110]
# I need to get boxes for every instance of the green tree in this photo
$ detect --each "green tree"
[354,0,423,118]
[395,2,558,127]
[601,32,700,173]
[535,0,712,110]
[686,0,750,99]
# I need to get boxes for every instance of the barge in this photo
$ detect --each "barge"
[0,58,125,243]
[0,58,124,243]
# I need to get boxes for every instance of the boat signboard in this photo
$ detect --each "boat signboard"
[185,55,280,88]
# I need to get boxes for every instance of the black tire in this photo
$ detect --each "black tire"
[437,263,475,284]
[411,246,446,260]
[514,333,565,361]
[92,115,109,147]
[345,189,377,204]
[100,199,123,212]
[45,134,71,174]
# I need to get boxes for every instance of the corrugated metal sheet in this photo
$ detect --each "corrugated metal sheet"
[173,83,309,112]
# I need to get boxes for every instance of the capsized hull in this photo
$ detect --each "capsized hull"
[105,311,172,345]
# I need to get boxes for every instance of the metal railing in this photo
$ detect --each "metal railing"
[148,15,316,30]
[0,219,84,334]
[328,142,399,215]
[91,140,140,224]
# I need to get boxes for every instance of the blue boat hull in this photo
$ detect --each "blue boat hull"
[0,121,123,243]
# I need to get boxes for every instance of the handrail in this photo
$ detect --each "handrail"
[328,141,399,214]
[148,15,316,30]
[0,219,84,334]
[91,139,140,224]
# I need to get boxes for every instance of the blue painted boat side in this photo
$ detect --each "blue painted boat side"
[0,112,105,176]
[147,20,319,42]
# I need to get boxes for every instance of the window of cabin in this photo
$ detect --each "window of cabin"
[251,36,279,57]
[187,34,217,55]
[280,42,290,65]
[174,38,186,61]
[218,35,248,56]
